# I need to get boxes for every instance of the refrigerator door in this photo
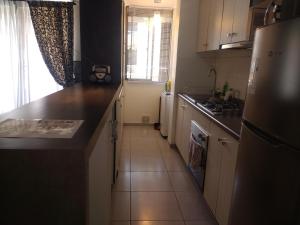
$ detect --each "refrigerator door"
[229,123,300,225]
[243,17,300,149]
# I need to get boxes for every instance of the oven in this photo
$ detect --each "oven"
[188,120,209,192]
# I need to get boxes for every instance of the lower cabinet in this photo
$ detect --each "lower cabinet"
[175,96,239,225]
[204,122,239,225]
[175,97,186,162]
[175,97,211,165]
[89,110,114,225]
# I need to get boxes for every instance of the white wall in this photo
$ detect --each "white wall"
[215,50,252,100]
[123,0,178,124]
[123,81,164,124]
[168,0,215,144]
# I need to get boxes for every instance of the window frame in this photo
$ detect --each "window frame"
[124,6,173,83]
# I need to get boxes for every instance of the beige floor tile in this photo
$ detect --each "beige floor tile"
[122,138,131,150]
[131,155,166,172]
[157,137,172,151]
[131,147,162,158]
[112,192,130,221]
[131,192,183,221]
[111,221,131,225]
[131,221,184,225]
[131,172,172,191]
[121,147,131,157]
[163,154,186,172]
[168,172,199,193]
[175,192,214,221]
[113,172,131,191]
[130,126,158,138]
[119,155,131,171]
[185,221,218,225]
[131,137,160,151]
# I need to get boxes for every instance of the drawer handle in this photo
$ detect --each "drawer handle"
[218,138,233,145]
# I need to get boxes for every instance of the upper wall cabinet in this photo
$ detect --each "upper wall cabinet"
[220,0,251,44]
[197,0,223,52]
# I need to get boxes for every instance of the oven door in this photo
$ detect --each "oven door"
[188,121,209,192]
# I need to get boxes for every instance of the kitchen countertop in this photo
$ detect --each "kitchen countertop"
[0,83,121,152]
[178,94,243,140]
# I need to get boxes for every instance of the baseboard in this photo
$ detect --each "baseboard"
[124,123,154,126]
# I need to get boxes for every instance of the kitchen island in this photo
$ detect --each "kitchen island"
[0,83,122,225]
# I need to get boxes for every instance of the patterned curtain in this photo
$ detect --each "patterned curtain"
[28,1,74,87]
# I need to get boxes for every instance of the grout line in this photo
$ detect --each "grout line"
[157,131,187,223]
[129,131,132,224]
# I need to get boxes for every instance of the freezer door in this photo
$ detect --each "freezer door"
[243,17,300,149]
[229,123,300,225]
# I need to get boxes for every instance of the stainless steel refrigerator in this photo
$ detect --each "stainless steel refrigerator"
[229,18,300,225]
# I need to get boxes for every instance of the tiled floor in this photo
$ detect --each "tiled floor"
[111,126,218,225]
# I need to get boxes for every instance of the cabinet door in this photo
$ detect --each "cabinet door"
[115,89,124,178]
[204,123,222,214]
[197,0,210,52]
[175,98,185,153]
[207,0,224,50]
[220,0,235,44]
[181,104,195,165]
[192,107,211,132]
[231,0,250,42]
[215,131,239,225]
[89,112,113,225]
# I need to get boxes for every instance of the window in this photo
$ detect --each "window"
[126,7,173,82]
[0,1,62,115]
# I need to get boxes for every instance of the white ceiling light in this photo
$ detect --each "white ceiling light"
[154,0,161,3]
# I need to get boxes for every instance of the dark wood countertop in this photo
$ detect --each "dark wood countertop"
[0,83,121,151]
[178,94,242,140]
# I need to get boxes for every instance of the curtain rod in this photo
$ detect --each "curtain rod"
[10,0,76,5]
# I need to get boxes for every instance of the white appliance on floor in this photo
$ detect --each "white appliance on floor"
[160,91,171,137]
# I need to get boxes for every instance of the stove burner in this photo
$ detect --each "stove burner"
[196,98,241,116]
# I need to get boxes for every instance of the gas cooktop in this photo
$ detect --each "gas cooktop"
[183,94,243,116]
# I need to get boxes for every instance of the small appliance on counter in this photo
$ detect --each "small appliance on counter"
[89,65,112,84]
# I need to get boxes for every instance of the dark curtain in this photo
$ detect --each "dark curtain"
[28,1,74,87]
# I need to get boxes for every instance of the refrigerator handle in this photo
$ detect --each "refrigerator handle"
[243,120,283,148]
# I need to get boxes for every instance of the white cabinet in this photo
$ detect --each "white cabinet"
[207,0,224,50]
[197,0,210,52]
[197,0,223,52]
[204,122,239,225]
[175,97,192,164]
[220,0,251,44]
[115,88,124,179]
[89,109,114,225]
[175,96,239,225]
[175,97,185,154]
[175,97,211,165]
[181,104,194,164]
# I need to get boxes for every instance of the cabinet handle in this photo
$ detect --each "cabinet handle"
[231,32,238,36]
[218,138,233,145]
[227,33,233,38]
[203,43,208,46]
